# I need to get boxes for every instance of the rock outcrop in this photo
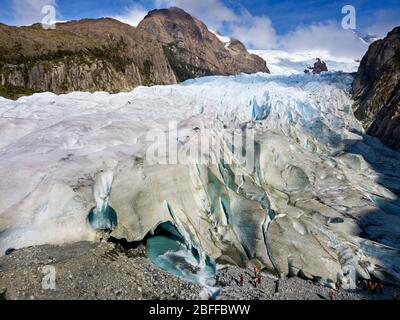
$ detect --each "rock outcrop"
[0,7,268,99]
[137,7,269,81]
[352,26,400,150]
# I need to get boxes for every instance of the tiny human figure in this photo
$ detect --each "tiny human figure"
[253,266,259,278]
[239,274,244,286]
[335,280,342,290]
[362,280,368,291]
[257,273,262,285]
[392,291,399,301]
[329,289,336,300]
[370,282,375,294]
[252,277,258,288]
[379,283,384,295]
[367,280,373,293]
[274,279,280,294]
[372,282,378,295]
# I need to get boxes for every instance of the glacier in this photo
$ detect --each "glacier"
[87,171,118,231]
[250,50,360,75]
[1,68,400,289]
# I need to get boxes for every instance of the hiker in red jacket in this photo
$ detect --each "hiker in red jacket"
[330,289,336,300]
[239,274,244,286]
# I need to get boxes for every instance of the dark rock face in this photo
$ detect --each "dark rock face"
[352,26,400,150]
[137,7,269,82]
[0,7,269,99]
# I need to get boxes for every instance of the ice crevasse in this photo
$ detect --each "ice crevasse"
[0,72,400,289]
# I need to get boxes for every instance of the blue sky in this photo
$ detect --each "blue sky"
[1,0,399,56]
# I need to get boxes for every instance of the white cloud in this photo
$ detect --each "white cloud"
[154,0,277,49]
[154,0,237,31]
[113,4,149,27]
[280,21,368,60]
[229,10,278,49]
[11,0,58,26]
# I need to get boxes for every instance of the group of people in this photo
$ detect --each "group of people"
[238,266,263,288]
[236,267,399,300]
[358,280,384,295]
[252,266,263,288]
[238,266,280,293]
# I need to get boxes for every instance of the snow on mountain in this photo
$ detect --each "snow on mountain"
[251,49,361,75]
[1,69,400,287]
[209,29,231,47]
[352,29,381,45]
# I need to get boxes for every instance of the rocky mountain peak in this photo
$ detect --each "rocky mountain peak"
[137,7,269,82]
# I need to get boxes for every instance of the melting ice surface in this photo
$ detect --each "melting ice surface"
[87,171,117,230]
[146,222,219,297]
[1,58,400,289]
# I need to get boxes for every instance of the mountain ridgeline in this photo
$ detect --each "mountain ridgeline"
[0,7,268,99]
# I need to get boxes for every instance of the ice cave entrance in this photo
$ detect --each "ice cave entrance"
[87,205,118,231]
[146,221,217,289]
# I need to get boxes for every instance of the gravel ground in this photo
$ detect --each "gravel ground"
[0,242,202,300]
[217,265,398,300]
[0,241,398,300]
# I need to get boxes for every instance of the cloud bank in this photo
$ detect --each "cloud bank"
[11,0,58,26]
[113,3,149,27]
[280,21,368,60]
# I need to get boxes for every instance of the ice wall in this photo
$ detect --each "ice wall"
[1,71,400,286]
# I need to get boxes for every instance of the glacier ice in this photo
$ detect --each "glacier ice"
[1,68,400,288]
[249,96,270,121]
[146,221,217,292]
[87,171,117,230]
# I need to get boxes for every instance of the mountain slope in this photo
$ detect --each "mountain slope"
[0,18,177,97]
[0,8,268,99]
[137,7,269,81]
[352,26,400,150]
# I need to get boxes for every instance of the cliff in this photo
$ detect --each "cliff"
[352,26,400,150]
[137,7,269,81]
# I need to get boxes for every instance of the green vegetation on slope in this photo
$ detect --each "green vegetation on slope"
[0,84,41,100]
